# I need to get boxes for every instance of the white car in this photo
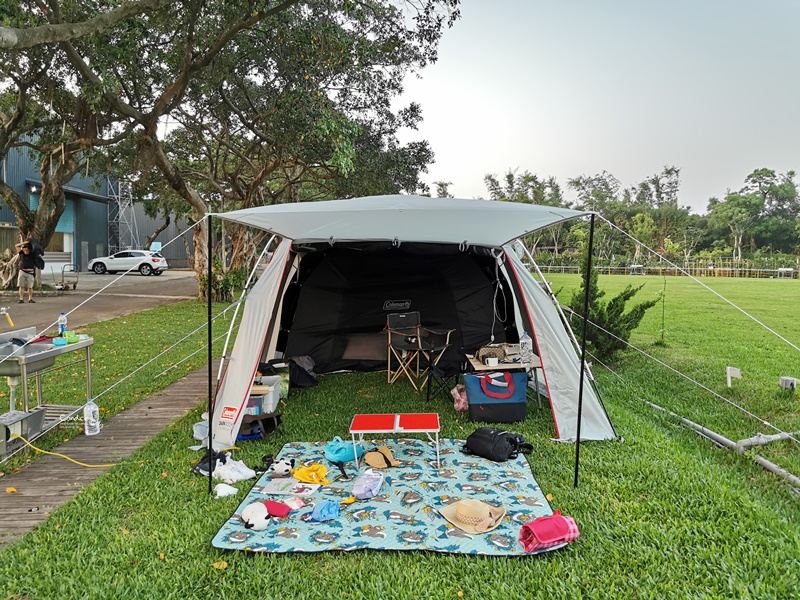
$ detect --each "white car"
[88,250,169,276]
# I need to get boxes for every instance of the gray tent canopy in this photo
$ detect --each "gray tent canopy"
[210,195,616,447]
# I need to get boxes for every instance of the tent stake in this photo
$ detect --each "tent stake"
[574,213,595,487]
[207,214,214,495]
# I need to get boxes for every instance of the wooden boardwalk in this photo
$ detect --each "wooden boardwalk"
[0,361,217,549]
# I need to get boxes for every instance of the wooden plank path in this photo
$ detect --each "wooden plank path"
[0,361,218,549]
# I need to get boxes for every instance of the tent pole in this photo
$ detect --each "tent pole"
[207,215,214,495]
[574,213,595,488]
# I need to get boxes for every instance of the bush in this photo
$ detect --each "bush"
[568,252,658,360]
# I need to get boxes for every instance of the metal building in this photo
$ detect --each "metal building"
[1,146,193,272]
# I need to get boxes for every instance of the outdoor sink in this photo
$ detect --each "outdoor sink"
[0,343,57,376]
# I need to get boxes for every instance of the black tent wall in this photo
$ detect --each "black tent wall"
[279,243,518,373]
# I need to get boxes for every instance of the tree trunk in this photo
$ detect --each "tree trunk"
[142,129,208,297]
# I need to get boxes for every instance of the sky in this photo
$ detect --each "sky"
[397,0,800,214]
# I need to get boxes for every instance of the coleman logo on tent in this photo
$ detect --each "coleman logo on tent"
[383,300,411,311]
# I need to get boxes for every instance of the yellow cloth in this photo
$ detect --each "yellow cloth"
[291,463,331,485]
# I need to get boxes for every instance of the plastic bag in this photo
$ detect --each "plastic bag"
[451,384,468,412]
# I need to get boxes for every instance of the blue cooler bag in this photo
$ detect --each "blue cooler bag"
[464,372,528,423]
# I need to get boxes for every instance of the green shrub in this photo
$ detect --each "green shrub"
[569,252,658,360]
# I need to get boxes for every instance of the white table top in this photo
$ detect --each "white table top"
[466,355,541,371]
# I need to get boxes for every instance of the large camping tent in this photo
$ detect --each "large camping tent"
[210,196,616,447]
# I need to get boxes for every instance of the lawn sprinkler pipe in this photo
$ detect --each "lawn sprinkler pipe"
[642,400,800,493]
[735,432,800,450]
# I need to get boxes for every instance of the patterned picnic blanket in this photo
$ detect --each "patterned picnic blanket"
[212,438,560,555]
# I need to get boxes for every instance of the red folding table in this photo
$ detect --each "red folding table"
[349,412,440,468]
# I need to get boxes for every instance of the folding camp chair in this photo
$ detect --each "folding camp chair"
[386,312,423,389]
[419,327,456,400]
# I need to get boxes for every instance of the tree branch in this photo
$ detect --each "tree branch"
[0,0,178,50]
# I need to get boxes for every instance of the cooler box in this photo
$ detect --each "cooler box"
[464,372,528,423]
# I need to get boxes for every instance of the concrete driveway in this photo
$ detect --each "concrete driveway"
[1,269,200,334]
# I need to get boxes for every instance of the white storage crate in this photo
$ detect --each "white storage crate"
[251,375,282,413]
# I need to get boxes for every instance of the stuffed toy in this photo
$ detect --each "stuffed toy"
[241,502,271,531]
[270,457,294,477]
[241,500,292,531]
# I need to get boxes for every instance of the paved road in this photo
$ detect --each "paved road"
[1,269,200,334]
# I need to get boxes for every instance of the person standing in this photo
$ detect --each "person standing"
[15,239,37,303]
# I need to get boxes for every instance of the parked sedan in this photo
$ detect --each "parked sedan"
[88,250,169,276]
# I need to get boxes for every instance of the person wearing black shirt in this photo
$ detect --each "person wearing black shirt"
[15,240,36,303]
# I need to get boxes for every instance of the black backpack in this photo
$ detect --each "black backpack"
[288,356,318,388]
[461,427,533,462]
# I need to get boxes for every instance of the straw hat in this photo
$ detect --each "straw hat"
[363,446,400,469]
[438,499,506,534]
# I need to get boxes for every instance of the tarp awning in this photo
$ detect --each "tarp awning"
[215,195,590,247]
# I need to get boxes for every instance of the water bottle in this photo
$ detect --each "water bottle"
[58,312,67,336]
[520,331,534,364]
[84,399,100,436]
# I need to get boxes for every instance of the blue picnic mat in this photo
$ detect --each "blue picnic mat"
[211,438,560,555]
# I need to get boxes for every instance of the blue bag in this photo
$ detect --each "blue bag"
[323,436,364,463]
[463,371,528,423]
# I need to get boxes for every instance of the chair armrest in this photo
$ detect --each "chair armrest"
[387,326,421,337]
[420,327,454,349]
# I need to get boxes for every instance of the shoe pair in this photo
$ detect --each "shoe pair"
[19,299,34,303]
[191,448,228,477]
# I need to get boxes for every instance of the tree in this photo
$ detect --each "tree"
[632,165,680,208]
[707,192,764,261]
[743,168,799,254]
[629,212,656,263]
[568,171,620,213]
[434,181,453,198]
[0,0,179,50]
[0,5,133,287]
[485,169,566,253]
[45,0,459,295]
[677,214,707,264]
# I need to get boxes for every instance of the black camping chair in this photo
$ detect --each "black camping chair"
[386,312,424,389]
[419,327,456,400]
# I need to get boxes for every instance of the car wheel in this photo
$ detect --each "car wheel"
[139,264,153,276]
[153,270,163,276]
[92,263,106,274]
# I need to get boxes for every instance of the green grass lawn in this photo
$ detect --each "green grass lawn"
[547,273,800,475]
[1,276,799,599]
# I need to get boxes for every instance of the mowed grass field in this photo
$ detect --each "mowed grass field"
[546,273,800,475]
[1,276,799,599]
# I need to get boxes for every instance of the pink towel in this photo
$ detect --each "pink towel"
[519,511,580,552]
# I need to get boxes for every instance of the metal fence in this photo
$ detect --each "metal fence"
[537,264,798,279]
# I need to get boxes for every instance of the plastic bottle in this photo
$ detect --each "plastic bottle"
[520,331,534,364]
[84,399,100,436]
[58,312,67,336]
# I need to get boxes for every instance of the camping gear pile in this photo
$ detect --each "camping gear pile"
[212,437,578,555]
